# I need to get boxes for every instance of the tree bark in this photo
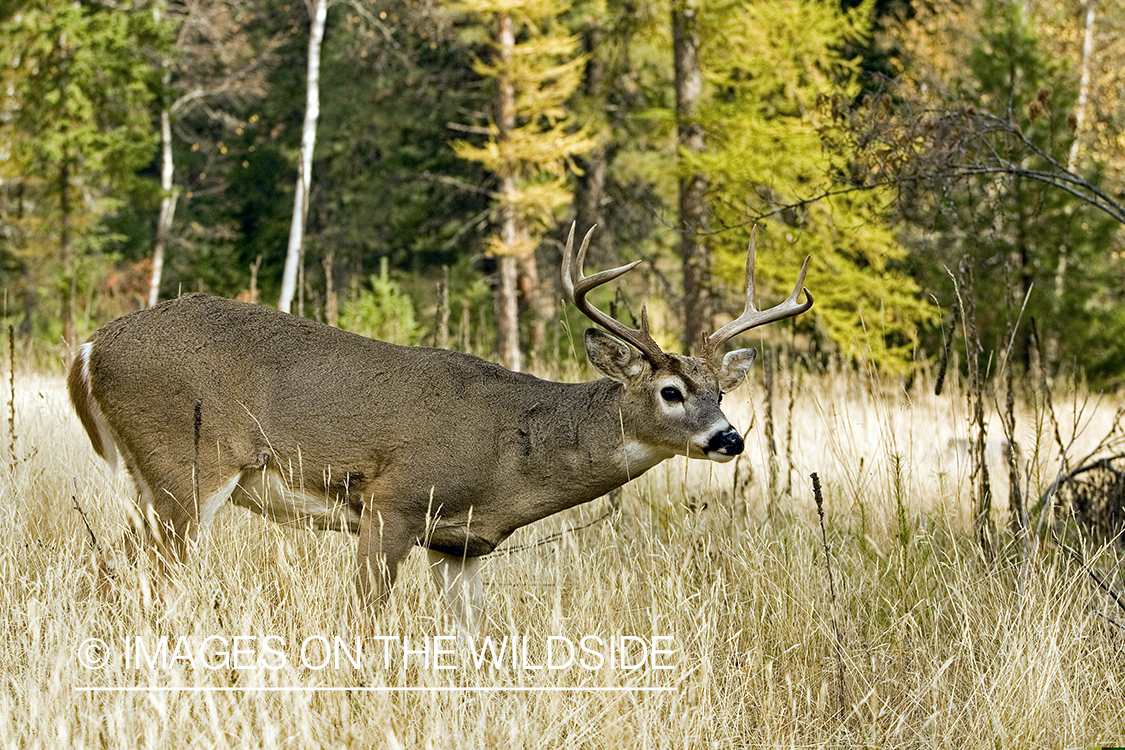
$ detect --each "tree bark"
[60,158,75,350]
[574,19,611,266]
[435,264,450,349]
[1067,0,1096,173]
[575,145,608,251]
[323,247,337,327]
[58,30,75,351]
[248,254,262,305]
[519,253,547,364]
[279,0,327,314]
[573,133,612,272]
[494,11,523,372]
[495,256,521,371]
[149,94,178,308]
[672,0,710,352]
[1051,0,1096,348]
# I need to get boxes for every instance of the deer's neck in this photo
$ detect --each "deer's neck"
[516,378,667,515]
[427,376,666,553]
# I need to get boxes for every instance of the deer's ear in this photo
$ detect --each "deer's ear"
[718,348,757,392]
[584,328,650,383]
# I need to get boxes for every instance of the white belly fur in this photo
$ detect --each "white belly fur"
[228,469,361,534]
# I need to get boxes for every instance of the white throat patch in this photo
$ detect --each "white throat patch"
[620,440,666,478]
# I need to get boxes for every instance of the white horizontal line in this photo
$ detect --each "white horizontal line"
[78,686,675,693]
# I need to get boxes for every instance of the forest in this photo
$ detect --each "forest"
[8,3,1125,745]
[2,0,1124,382]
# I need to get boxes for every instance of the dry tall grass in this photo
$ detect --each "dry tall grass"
[3,368,1124,748]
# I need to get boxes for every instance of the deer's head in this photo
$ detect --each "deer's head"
[562,225,812,464]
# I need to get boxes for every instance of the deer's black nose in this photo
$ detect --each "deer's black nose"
[707,428,744,456]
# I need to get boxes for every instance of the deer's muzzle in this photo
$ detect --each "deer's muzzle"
[706,427,744,458]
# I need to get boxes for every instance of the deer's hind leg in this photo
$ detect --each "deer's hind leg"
[115,439,244,571]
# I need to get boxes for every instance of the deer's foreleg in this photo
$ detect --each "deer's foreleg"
[355,500,415,612]
[427,550,485,636]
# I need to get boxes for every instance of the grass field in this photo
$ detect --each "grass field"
[3,366,1125,748]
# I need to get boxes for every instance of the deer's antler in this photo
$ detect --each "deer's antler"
[561,224,667,365]
[703,226,813,360]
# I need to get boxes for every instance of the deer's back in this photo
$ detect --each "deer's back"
[85,294,541,478]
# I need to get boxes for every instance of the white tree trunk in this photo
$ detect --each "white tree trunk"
[1054,0,1097,330]
[149,99,178,308]
[279,0,327,314]
[1067,0,1096,172]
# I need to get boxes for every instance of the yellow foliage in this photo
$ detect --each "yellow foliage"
[484,233,538,258]
[452,0,592,255]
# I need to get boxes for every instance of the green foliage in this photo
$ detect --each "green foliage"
[964,1,1125,380]
[1,0,1122,387]
[309,8,496,270]
[2,2,166,176]
[882,0,1125,383]
[339,257,421,345]
[443,253,497,355]
[968,0,1060,107]
[617,0,936,368]
[689,0,936,370]
[198,3,496,305]
[0,0,169,330]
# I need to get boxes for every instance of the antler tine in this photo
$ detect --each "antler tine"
[561,223,667,364]
[704,227,814,356]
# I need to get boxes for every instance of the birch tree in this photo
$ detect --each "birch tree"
[1049,0,1096,349]
[148,0,276,307]
[279,0,328,314]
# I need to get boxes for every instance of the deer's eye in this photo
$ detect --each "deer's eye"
[718,394,723,405]
[661,386,684,403]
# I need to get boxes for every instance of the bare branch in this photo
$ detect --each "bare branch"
[1053,531,1125,617]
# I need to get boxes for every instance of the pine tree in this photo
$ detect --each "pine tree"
[691,0,935,368]
[452,0,594,371]
[0,1,167,346]
[879,0,1125,379]
[673,0,711,351]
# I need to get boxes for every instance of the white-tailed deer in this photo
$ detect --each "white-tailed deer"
[68,225,811,633]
